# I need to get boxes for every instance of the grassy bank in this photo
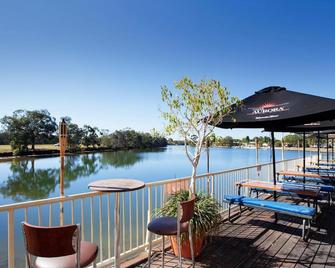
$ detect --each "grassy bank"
[0,144,59,153]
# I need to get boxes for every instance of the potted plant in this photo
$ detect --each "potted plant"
[156,190,222,258]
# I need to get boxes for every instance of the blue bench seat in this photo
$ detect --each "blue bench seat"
[225,195,315,218]
[282,182,334,193]
[282,176,328,184]
[224,195,316,240]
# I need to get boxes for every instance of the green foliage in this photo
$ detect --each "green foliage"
[1,109,57,154]
[62,117,84,150]
[283,134,303,147]
[161,77,239,192]
[275,140,282,147]
[254,136,271,146]
[81,125,101,148]
[156,190,222,238]
[0,132,10,145]
[100,129,167,150]
[241,136,250,144]
[161,77,238,139]
[222,136,234,147]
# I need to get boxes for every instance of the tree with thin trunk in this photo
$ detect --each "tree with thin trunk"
[161,77,239,193]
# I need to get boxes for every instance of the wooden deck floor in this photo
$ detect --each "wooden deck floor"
[132,199,335,268]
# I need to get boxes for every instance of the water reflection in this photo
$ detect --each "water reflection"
[0,150,146,202]
[100,151,142,168]
[0,160,58,201]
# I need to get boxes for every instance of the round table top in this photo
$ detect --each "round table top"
[88,179,145,193]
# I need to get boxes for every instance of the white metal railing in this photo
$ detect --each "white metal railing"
[0,157,304,268]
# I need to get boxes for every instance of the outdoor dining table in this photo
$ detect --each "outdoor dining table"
[88,179,145,268]
[236,180,321,212]
[277,171,335,181]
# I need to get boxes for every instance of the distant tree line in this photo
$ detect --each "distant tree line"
[100,129,167,150]
[177,134,323,148]
[0,110,167,155]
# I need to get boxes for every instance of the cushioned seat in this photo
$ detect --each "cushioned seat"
[224,195,245,203]
[34,241,98,268]
[283,182,334,192]
[224,195,315,217]
[147,216,189,236]
[242,197,316,217]
[307,168,335,173]
[223,194,315,240]
[283,176,325,184]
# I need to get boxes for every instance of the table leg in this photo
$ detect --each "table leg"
[114,192,121,268]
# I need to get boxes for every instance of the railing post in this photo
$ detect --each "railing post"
[8,209,14,268]
[145,186,152,247]
[206,175,211,195]
[211,175,215,198]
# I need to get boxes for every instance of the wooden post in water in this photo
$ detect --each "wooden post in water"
[59,119,67,225]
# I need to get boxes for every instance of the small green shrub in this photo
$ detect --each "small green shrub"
[156,190,222,238]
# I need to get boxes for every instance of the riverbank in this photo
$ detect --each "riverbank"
[0,144,168,162]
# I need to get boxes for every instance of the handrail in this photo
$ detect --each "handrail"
[0,156,304,268]
[0,157,302,212]
[147,157,303,186]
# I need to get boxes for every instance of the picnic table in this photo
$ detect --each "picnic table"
[236,180,321,212]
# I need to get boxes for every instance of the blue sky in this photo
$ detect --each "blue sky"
[1,0,335,138]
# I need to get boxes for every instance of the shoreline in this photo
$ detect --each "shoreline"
[0,145,331,163]
[0,146,166,162]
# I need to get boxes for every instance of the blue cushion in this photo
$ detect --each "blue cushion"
[224,195,316,217]
[282,183,319,192]
[242,197,316,217]
[318,185,335,192]
[224,195,245,204]
[283,176,324,184]
[307,168,335,173]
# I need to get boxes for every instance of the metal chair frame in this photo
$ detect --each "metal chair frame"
[147,196,196,268]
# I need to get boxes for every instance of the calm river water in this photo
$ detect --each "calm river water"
[0,145,306,206]
[0,145,310,267]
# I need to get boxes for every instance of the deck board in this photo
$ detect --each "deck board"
[132,198,335,268]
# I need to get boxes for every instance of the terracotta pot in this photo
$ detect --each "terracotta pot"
[170,234,204,259]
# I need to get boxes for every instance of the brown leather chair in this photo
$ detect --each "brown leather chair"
[147,195,196,268]
[21,222,98,268]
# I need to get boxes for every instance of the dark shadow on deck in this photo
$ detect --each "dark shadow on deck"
[133,200,335,268]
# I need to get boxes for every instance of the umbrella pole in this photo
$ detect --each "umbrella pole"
[332,139,334,162]
[317,131,320,168]
[327,134,329,163]
[303,132,306,183]
[271,131,277,193]
[271,131,278,224]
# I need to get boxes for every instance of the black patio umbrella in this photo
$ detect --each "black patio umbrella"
[216,86,335,129]
[211,86,335,201]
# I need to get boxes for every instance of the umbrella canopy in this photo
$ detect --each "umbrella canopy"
[215,86,335,129]
[264,120,335,133]
[211,86,335,202]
